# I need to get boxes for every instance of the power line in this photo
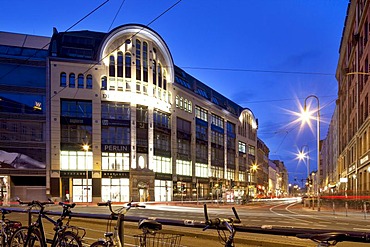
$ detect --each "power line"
[0,0,110,82]
[180,66,335,76]
[108,0,126,32]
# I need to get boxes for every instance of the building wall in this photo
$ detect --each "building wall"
[46,24,258,203]
[336,0,370,196]
[0,32,50,203]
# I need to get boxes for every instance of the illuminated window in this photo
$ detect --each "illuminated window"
[238,141,246,153]
[179,97,183,109]
[60,150,92,170]
[60,72,67,87]
[175,95,179,107]
[78,74,84,88]
[86,75,93,89]
[188,101,192,113]
[101,178,129,202]
[69,73,75,88]
[102,152,130,171]
[176,160,192,176]
[184,99,188,111]
[195,163,208,178]
[153,156,171,173]
[195,106,208,121]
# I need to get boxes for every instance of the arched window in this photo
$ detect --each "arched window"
[188,101,192,113]
[158,64,162,88]
[175,95,179,107]
[78,74,84,88]
[163,71,167,90]
[136,40,141,80]
[143,42,148,82]
[152,60,157,85]
[60,72,67,87]
[179,97,183,109]
[109,55,115,77]
[86,75,93,89]
[101,76,107,90]
[184,99,188,111]
[125,53,131,78]
[69,73,75,88]
[117,52,123,78]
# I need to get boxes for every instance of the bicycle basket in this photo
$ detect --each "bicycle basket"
[134,233,183,247]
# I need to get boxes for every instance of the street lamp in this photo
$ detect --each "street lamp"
[248,163,258,199]
[82,144,90,203]
[301,95,321,211]
[297,145,310,193]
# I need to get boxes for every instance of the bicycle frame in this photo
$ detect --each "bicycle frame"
[91,201,144,247]
[24,202,59,246]
[21,200,82,247]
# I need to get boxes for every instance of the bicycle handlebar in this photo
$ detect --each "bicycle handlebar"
[17,198,55,208]
[203,204,241,228]
[97,200,145,215]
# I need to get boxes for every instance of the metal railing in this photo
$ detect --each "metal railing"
[2,206,370,244]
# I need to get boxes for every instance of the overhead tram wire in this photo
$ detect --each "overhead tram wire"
[179,66,335,77]
[80,0,183,77]
[0,0,110,83]
[107,0,126,32]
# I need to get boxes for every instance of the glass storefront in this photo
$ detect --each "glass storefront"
[72,178,91,202]
[154,180,172,202]
[101,178,130,202]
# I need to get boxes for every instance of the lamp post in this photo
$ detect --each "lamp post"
[249,163,258,199]
[302,95,320,211]
[82,144,89,203]
[298,145,310,193]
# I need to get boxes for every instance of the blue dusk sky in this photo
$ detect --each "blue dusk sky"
[0,0,349,184]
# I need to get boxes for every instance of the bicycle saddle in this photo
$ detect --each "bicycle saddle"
[138,219,162,231]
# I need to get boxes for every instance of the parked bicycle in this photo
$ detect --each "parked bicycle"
[202,204,241,247]
[0,208,22,247]
[296,232,349,247]
[9,199,86,247]
[89,200,145,247]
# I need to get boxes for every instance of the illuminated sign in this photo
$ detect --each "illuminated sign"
[33,101,42,111]
[102,144,130,152]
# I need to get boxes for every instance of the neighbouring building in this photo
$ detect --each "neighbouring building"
[256,138,269,197]
[0,24,259,202]
[0,32,50,202]
[335,0,370,196]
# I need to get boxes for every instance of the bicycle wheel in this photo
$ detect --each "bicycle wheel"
[9,227,44,247]
[89,240,108,247]
[56,231,82,247]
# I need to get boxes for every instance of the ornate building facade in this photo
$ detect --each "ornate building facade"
[42,24,258,202]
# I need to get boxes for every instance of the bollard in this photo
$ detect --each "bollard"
[345,201,348,217]
[332,201,335,215]
[364,202,367,220]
